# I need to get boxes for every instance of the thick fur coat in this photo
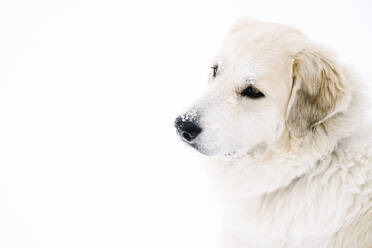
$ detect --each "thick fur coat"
[175,19,372,247]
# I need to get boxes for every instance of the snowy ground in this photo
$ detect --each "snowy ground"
[1,0,372,247]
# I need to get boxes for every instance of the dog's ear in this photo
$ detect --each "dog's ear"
[286,47,351,137]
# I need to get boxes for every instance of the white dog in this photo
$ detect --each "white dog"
[175,19,372,247]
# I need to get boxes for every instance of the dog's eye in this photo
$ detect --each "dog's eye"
[210,65,218,78]
[240,85,265,99]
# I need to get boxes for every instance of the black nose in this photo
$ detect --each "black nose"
[175,116,202,142]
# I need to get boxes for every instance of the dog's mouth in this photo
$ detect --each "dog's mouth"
[175,130,211,156]
[190,143,210,156]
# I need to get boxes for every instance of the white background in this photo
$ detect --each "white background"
[1,0,372,247]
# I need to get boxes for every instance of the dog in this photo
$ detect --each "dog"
[175,18,372,247]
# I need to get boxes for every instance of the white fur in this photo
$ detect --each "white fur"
[178,18,372,247]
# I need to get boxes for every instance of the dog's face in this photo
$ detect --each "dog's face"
[175,19,351,157]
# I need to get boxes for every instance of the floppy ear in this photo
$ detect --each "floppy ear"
[286,47,351,137]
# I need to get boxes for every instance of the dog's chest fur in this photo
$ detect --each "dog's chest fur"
[209,133,372,248]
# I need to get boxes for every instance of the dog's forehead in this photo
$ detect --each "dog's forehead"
[217,33,289,85]
[214,26,296,106]
[218,20,305,65]
[220,29,286,66]
[215,39,264,85]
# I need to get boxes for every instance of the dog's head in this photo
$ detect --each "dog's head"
[175,19,351,157]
